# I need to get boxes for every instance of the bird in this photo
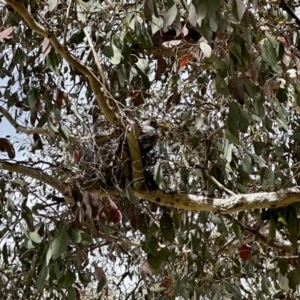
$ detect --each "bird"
[139,120,159,154]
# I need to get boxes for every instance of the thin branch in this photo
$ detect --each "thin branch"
[204,169,235,196]
[83,27,107,89]
[0,160,67,196]
[90,185,300,215]
[63,0,73,47]
[5,0,121,127]
[207,125,225,140]
[5,1,145,190]
[0,106,50,135]
[126,121,144,190]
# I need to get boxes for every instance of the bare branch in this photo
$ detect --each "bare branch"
[83,27,107,89]
[126,121,144,190]
[5,0,121,127]
[90,186,300,214]
[204,169,235,196]
[0,159,67,196]
[0,106,50,135]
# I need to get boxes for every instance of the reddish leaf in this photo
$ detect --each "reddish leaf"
[33,134,43,150]
[30,111,37,126]
[132,91,143,106]
[42,38,51,57]
[35,101,43,113]
[239,244,252,261]
[144,0,154,22]
[276,36,289,46]
[73,150,81,164]
[94,265,107,282]
[0,138,15,159]
[140,260,153,275]
[56,89,71,113]
[0,27,14,42]
[178,54,192,71]
[56,89,64,109]
[166,85,181,112]
[108,251,116,263]
[155,55,167,80]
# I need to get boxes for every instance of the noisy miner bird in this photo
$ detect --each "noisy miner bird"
[139,120,159,154]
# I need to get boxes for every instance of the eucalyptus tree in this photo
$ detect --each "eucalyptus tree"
[1,0,300,299]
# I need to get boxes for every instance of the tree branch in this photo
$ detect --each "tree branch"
[5,1,145,191]
[5,0,121,127]
[89,186,300,214]
[0,160,68,196]
[0,106,50,135]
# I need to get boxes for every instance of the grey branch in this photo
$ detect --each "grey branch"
[90,186,300,214]
[0,160,67,195]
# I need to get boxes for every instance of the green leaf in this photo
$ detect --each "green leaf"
[253,97,265,119]
[58,124,70,141]
[236,182,248,193]
[153,163,167,191]
[160,213,175,242]
[102,43,122,65]
[58,270,76,289]
[135,58,150,89]
[227,101,240,138]
[125,179,137,204]
[50,228,68,260]
[241,156,254,174]
[232,222,242,240]
[215,75,230,95]
[29,231,43,244]
[147,253,161,270]
[261,40,277,67]
[151,15,163,34]
[49,0,58,11]
[249,153,266,165]
[225,129,244,147]
[163,4,177,32]
[138,213,151,234]
[37,262,49,291]
[278,259,288,276]
[232,0,246,20]
[13,47,26,67]
[69,228,82,244]
[287,268,300,289]
[172,211,181,229]
[46,48,60,75]
[67,287,77,300]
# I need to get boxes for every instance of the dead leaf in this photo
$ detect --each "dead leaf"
[178,54,192,71]
[132,91,143,106]
[144,0,154,22]
[166,85,181,111]
[0,138,15,159]
[200,42,212,58]
[155,55,167,80]
[94,265,107,282]
[73,150,81,164]
[0,27,14,42]
[140,260,153,275]
[33,134,43,150]
[42,38,51,57]
[162,40,184,48]
[30,112,37,126]
[276,36,289,46]
[181,24,189,36]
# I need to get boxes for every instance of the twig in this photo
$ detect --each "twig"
[207,125,225,140]
[83,27,107,89]
[204,169,236,196]
[63,0,73,47]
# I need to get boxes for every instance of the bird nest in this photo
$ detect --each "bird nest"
[75,119,160,189]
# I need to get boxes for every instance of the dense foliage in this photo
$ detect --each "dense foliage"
[2,0,300,298]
